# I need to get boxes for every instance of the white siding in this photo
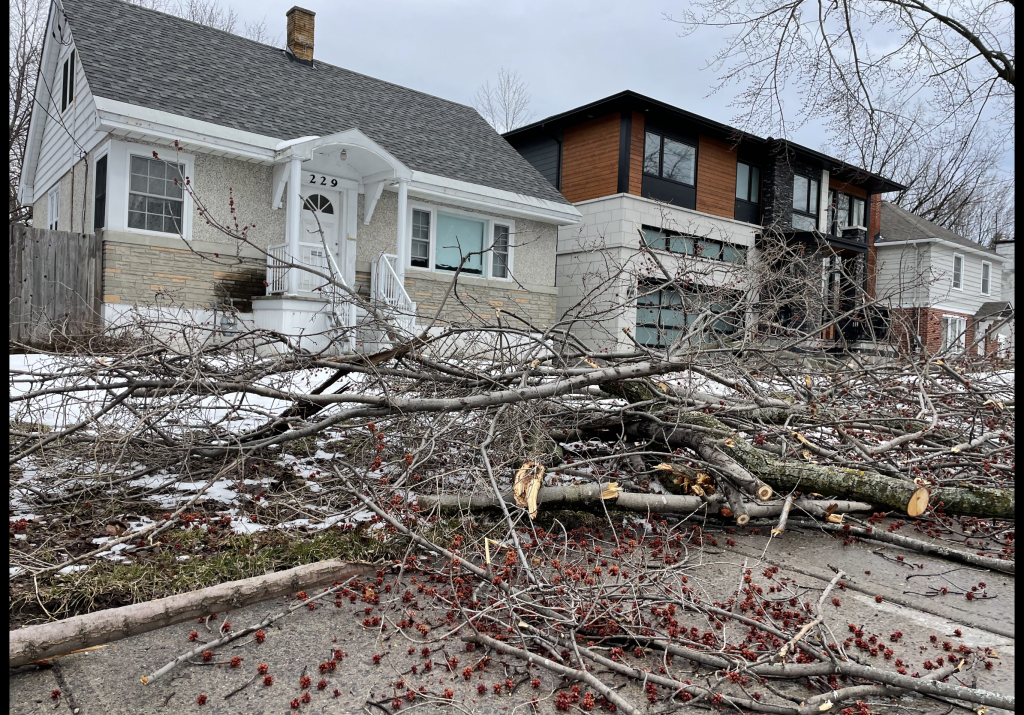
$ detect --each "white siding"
[928,244,1001,314]
[32,36,103,207]
[875,243,931,308]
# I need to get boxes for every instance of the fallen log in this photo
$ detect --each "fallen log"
[416,484,873,519]
[619,413,1014,520]
[9,559,372,668]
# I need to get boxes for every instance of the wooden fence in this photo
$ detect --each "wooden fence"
[9,224,103,346]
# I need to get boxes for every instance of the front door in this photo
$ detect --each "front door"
[298,189,341,292]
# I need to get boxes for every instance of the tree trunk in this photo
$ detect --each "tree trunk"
[622,412,1014,520]
[416,486,873,519]
[9,560,372,668]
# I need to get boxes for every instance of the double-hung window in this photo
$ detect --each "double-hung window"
[47,185,60,231]
[792,174,820,231]
[128,155,184,234]
[951,253,964,290]
[492,224,510,278]
[643,132,696,185]
[409,206,512,279]
[981,261,991,295]
[61,49,76,113]
[735,162,760,204]
[942,316,967,352]
[411,209,431,268]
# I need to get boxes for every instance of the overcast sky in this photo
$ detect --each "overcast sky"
[234,0,832,147]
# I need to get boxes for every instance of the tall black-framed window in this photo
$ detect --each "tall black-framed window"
[736,162,760,204]
[61,49,76,112]
[735,161,761,224]
[643,131,696,186]
[93,155,107,230]
[792,174,820,231]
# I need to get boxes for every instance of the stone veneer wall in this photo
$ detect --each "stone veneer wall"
[101,231,266,312]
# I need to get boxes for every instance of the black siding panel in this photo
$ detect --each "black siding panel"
[617,112,632,194]
[641,175,696,210]
[510,134,560,190]
[734,200,760,225]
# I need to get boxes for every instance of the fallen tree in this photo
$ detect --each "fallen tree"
[9,559,372,668]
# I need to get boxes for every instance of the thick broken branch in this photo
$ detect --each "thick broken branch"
[9,559,372,668]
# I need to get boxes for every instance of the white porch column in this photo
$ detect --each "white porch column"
[395,178,409,283]
[286,156,303,295]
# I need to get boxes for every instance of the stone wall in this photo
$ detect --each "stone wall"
[101,230,266,312]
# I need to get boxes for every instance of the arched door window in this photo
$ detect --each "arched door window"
[302,194,334,213]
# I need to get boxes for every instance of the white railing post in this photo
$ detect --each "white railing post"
[395,178,409,285]
[286,156,303,295]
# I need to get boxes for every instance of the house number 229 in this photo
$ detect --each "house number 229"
[309,174,339,187]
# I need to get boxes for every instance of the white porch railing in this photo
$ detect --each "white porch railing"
[371,253,418,337]
[266,241,357,352]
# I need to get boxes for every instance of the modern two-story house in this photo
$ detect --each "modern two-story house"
[504,91,904,352]
[18,0,581,353]
[875,202,1014,357]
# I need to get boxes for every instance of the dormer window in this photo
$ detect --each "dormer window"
[61,49,76,113]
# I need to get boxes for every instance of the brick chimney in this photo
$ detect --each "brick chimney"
[286,7,315,62]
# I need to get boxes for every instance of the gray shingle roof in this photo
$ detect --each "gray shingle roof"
[974,301,1013,321]
[877,201,997,254]
[63,0,569,205]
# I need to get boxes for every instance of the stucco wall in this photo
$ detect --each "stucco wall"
[190,154,286,248]
[354,189,558,289]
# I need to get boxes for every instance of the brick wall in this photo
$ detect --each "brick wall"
[866,193,881,298]
[695,136,738,219]
[286,7,315,61]
[890,307,976,355]
[560,114,621,203]
[628,112,645,195]
[102,239,265,311]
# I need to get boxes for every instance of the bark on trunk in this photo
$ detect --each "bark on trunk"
[620,413,1014,520]
[416,486,872,519]
[9,560,372,668]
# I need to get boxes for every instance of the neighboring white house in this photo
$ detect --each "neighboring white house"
[18,0,581,353]
[875,202,1014,358]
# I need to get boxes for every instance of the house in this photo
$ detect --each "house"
[503,91,904,351]
[17,0,581,353]
[875,202,1014,358]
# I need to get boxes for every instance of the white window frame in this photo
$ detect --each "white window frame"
[405,201,514,281]
[47,184,60,231]
[942,315,967,353]
[951,253,964,290]
[980,261,991,296]
[100,140,195,239]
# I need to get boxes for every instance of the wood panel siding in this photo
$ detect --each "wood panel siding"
[560,114,621,203]
[628,112,645,195]
[829,178,868,198]
[695,136,738,219]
